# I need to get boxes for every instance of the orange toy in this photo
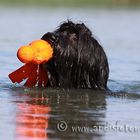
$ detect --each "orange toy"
[8,40,53,87]
[30,40,53,64]
[17,46,35,63]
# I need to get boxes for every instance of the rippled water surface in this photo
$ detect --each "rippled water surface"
[0,6,140,140]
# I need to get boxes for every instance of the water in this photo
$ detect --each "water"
[0,6,140,140]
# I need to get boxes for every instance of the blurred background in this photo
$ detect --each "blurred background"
[0,0,140,7]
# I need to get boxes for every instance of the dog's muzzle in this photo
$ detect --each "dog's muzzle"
[41,32,58,47]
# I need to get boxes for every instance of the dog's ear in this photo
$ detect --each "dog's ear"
[41,32,58,46]
[75,23,95,63]
[76,27,92,62]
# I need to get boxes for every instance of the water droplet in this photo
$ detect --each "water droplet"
[24,88,29,92]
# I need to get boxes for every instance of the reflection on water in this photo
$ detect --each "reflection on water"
[16,103,51,140]
[10,88,107,140]
[0,84,138,140]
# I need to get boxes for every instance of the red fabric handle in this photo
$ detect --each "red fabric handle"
[8,63,48,87]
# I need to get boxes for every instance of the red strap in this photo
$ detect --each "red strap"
[8,63,36,83]
[9,63,48,87]
[24,66,38,87]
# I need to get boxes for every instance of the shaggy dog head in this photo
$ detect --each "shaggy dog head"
[41,21,109,90]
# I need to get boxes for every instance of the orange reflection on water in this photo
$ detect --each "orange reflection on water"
[16,103,51,140]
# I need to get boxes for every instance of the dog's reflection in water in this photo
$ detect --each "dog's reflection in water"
[15,89,106,140]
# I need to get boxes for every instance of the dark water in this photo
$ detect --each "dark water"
[0,6,140,140]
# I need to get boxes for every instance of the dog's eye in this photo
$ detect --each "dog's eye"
[61,31,67,36]
[70,33,77,42]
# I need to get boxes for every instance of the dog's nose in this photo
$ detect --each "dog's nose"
[41,32,57,46]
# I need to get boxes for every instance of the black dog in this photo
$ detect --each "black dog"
[41,21,109,90]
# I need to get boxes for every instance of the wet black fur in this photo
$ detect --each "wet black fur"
[41,21,109,90]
